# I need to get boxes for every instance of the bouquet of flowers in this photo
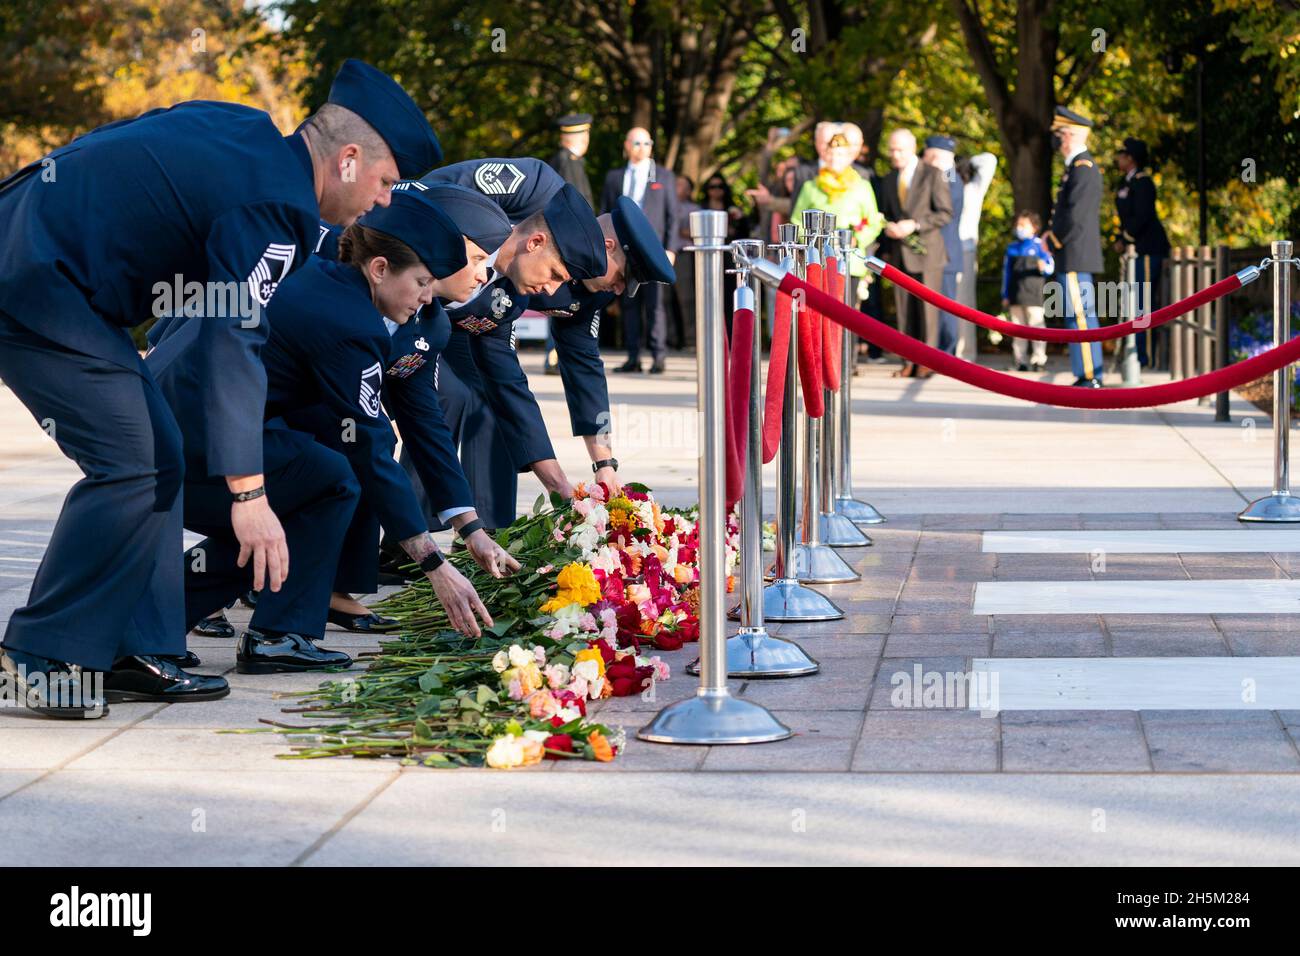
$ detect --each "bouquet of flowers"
[246,482,718,768]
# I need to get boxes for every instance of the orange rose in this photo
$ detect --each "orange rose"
[588,731,615,762]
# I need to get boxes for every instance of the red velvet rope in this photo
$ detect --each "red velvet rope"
[799,262,825,417]
[762,290,793,463]
[779,271,1300,410]
[880,261,1243,343]
[823,257,843,391]
[725,307,755,510]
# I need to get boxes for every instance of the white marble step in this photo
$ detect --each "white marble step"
[973,579,1300,615]
[969,656,1300,710]
[983,529,1300,554]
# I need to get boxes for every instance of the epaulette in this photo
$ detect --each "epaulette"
[1073,159,1093,168]
[1134,170,1149,179]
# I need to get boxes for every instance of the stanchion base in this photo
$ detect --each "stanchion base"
[789,543,860,583]
[637,689,794,745]
[686,629,820,679]
[819,511,872,547]
[1238,494,1300,523]
[835,496,886,525]
[759,578,844,622]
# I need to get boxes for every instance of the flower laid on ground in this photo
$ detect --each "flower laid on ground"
[252,483,691,768]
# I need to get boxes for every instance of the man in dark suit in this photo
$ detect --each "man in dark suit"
[876,128,953,376]
[1043,106,1105,387]
[602,127,681,373]
[1114,137,1170,367]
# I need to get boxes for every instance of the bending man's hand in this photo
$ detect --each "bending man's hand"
[465,529,520,578]
[231,494,289,592]
[428,561,493,638]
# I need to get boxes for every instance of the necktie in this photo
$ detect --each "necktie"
[898,173,908,207]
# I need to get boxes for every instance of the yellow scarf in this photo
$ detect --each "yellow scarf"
[815,165,860,201]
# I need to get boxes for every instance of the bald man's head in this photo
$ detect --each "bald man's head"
[624,127,653,164]
[887,129,916,170]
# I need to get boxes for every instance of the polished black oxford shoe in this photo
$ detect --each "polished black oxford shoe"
[192,613,235,638]
[611,360,642,374]
[1072,376,1103,389]
[1,649,108,719]
[240,589,259,609]
[158,651,203,668]
[236,628,353,673]
[104,655,229,703]
[326,608,399,633]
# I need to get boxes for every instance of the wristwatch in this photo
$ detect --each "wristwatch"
[418,550,446,573]
[231,486,266,503]
[592,458,618,474]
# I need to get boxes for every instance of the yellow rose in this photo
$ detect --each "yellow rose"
[573,646,606,677]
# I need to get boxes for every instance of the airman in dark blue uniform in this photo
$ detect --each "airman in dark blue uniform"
[300,183,522,628]
[0,59,441,716]
[150,191,498,670]
[1114,137,1170,366]
[412,160,673,529]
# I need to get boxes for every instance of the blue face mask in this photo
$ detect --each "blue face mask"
[1014,225,1034,240]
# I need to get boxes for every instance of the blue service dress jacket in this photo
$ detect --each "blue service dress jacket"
[2,101,322,475]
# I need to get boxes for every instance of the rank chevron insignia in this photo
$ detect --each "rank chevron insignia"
[474,162,526,195]
[358,361,383,418]
[247,242,296,306]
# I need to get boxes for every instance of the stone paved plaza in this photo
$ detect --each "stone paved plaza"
[3,353,1300,865]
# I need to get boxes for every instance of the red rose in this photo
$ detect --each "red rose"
[678,546,696,564]
[595,638,616,663]
[655,632,684,651]
[550,715,565,727]
[544,734,575,757]
[612,676,648,697]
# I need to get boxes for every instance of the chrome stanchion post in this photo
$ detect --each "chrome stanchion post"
[698,239,819,678]
[790,210,859,583]
[816,217,871,547]
[760,223,843,622]
[1240,241,1300,522]
[639,211,793,745]
[830,226,887,526]
[1122,244,1142,387]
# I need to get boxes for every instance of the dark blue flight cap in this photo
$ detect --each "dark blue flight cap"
[924,134,956,152]
[541,183,607,280]
[327,59,442,179]
[395,180,513,252]
[611,196,675,296]
[357,190,466,278]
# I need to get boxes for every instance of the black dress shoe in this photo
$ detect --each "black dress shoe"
[612,360,642,374]
[158,651,203,669]
[649,361,666,374]
[191,613,235,639]
[236,628,353,673]
[1073,376,1103,388]
[327,608,400,633]
[240,589,258,609]
[104,655,230,703]
[0,649,107,719]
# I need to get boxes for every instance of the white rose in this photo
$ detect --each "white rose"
[572,659,601,683]
[491,650,509,673]
[508,644,533,668]
[485,735,525,769]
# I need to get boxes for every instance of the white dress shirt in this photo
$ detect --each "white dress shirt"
[622,158,653,206]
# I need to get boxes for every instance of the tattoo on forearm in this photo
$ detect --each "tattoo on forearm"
[399,533,438,563]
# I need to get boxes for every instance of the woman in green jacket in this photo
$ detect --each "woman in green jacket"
[791,132,885,279]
